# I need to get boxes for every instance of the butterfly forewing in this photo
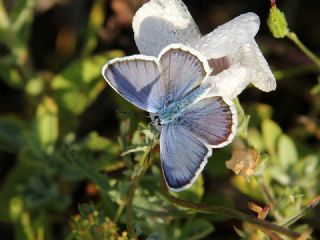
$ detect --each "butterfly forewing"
[102,56,165,113]
[158,45,209,103]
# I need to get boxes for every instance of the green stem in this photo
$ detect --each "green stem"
[273,65,319,80]
[113,202,125,223]
[160,176,300,239]
[126,177,138,240]
[286,32,320,69]
[126,147,152,239]
[258,178,284,222]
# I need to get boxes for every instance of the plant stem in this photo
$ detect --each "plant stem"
[259,179,284,222]
[273,65,319,80]
[127,177,138,240]
[160,176,301,239]
[286,32,320,69]
[113,202,125,223]
[126,147,152,239]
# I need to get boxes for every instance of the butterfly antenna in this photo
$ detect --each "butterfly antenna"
[116,109,150,119]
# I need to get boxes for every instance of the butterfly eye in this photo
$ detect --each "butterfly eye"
[152,115,163,127]
[152,115,162,130]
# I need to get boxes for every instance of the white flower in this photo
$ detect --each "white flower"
[132,0,276,99]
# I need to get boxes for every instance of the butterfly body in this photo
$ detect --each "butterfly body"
[158,83,210,125]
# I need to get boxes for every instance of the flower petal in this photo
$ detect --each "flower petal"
[191,12,260,59]
[205,64,252,99]
[232,41,276,92]
[132,0,201,56]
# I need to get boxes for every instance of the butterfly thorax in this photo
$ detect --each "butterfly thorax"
[157,84,209,125]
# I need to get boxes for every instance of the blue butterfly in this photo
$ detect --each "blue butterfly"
[102,44,237,192]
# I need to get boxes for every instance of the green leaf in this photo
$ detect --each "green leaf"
[10,0,35,32]
[121,145,148,156]
[237,114,250,139]
[256,104,273,120]
[179,219,214,240]
[233,98,250,138]
[301,155,318,175]
[81,131,120,171]
[52,51,123,116]
[82,0,105,55]
[0,161,35,221]
[311,79,320,94]
[35,97,59,155]
[262,119,282,158]
[0,117,22,153]
[65,147,116,211]
[0,65,24,89]
[268,166,291,185]
[248,128,264,152]
[278,134,298,170]
[231,176,263,200]
[0,2,10,32]
[84,131,113,151]
[25,75,44,96]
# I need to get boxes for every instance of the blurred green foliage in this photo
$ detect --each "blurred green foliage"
[0,0,319,239]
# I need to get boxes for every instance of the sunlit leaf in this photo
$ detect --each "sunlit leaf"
[84,131,113,151]
[0,2,10,32]
[268,166,291,185]
[231,176,263,200]
[0,161,35,221]
[25,75,44,96]
[256,104,273,120]
[121,145,148,156]
[10,0,35,32]
[278,134,298,170]
[35,97,59,154]
[82,0,105,55]
[311,80,320,94]
[0,65,24,89]
[248,128,265,152]
[52,51,123,116]
[234,98,250,138]
[262,119,282,159]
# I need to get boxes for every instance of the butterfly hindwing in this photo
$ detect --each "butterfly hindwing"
[160,123,211,191]
[181,96,237,148]
[160,96,236,191]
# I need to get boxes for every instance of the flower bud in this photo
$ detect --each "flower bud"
[267,6,289,38]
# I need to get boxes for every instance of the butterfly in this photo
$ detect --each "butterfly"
[101,44,237,192]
